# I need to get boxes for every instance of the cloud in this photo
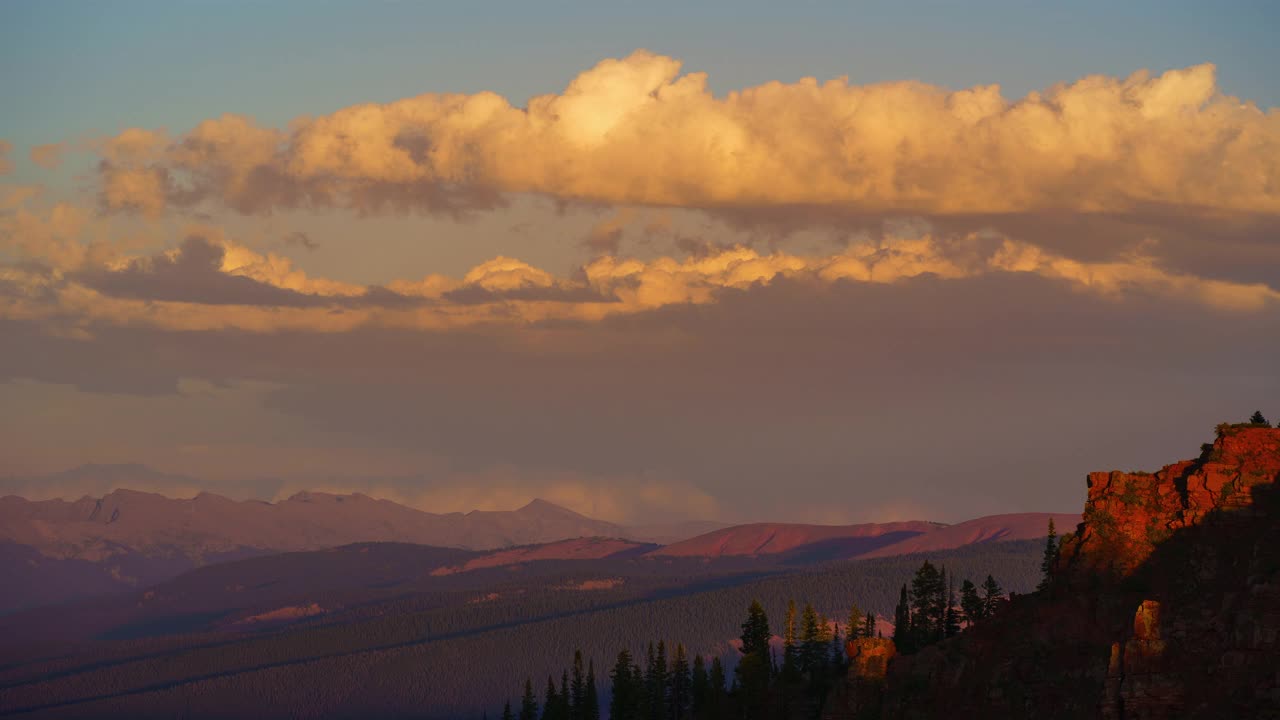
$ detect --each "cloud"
[0,195,126,272]
[0,141,11,176]
[5,261,1275,522]
[29,143,65,170]
[96,128,172,216]
[1,199,1275,337]
[72,234,348,307]
[87,53,1279,221]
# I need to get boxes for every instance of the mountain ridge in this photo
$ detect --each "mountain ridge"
[1,475,1077,614]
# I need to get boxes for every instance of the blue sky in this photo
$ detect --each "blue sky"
[4,0,1278,157]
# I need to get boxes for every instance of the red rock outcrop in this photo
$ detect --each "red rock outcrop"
[1062,425,1280,578]
[823,638,896,719]
[835,425,1280,719]
[1100,599,1184,719]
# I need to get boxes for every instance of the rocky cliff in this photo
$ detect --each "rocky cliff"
[823,425,1280,719]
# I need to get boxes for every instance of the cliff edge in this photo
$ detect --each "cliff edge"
[824,425,1280,719]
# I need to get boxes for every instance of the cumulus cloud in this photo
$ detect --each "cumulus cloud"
[88,52,1280,220]
[0,195,125,272]
[96,128,173,216]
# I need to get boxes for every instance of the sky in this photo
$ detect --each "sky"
[1,1,1278,525]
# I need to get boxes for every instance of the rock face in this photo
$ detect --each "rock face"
[823,638,896,719]
[835,426,1280,719]
[1065,425,1280,578]
[1101,599,1182,719]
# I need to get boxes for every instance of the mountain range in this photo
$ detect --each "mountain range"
[0,434,1269,719]
[0,474,1077,613]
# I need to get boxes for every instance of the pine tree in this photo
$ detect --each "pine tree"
[584,660,601,720]
[782,599,799,676]
[830,621,844,666]
[670,643,691,720]
[944,594,960,637]
[981,575,1005,619]
[650,641,669,720]
[892,584,912,652]
[503,701,515,720]
[609,650,637,720]
[571,650,587,720]
[1038,519,1059,592]
[863,611,875,640]
[520,678,539,720]
[632,663,647,720]
[799,602,823,674]
[959,578,984,625]
[736,600,772,717]
[707,657,727,720]
[943,572,960,638]
[542,676,560,720]
[739,600,771,657]
[638,643,656,720]
[846,602,863,641]
[1250,410,1269,425]
[910,561,945,645]
[561,671,572,720]
[819,612,833,671]
[690,655,708,720]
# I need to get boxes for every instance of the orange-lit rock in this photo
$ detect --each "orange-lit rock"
[850,426,1280,719]
[847,637,896,681]
[823,638,897,720]
[1101,600,1184,719]
[1062,426,1280,579]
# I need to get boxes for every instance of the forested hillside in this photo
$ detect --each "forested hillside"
[0,540,1042,718]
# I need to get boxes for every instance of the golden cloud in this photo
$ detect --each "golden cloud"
[90,52,1279,218]
[2,218,1274,337]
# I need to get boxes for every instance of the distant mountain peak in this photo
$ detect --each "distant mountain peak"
[516,498,587,518]
[285,490,356,503]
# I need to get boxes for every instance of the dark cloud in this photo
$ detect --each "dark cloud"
[710,205,1280,289]
[73,235,332,307]
[64,236,433,311]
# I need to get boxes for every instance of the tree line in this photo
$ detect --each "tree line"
[498,576,1008,720]
[887,560,1007,654]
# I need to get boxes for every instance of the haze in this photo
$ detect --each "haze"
[1,0,1278,526]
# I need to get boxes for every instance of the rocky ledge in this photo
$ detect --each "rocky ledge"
[823,426,1280,720]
